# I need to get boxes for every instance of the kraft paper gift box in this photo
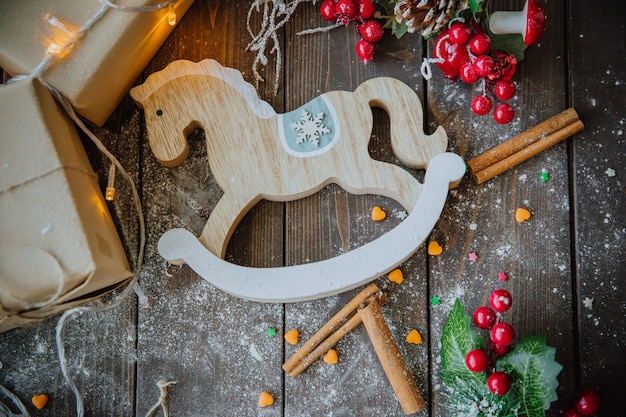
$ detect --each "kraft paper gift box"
[0,0,194,126]
[0,78,133,332]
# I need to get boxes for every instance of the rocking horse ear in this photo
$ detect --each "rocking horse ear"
[129,85,146,108]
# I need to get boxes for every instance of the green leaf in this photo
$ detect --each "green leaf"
[489,33,528,61]
[468,0,484,14]
[392,21,408,39]
[440,299,486,383]
[497,335,563,417]
[373,2,409,39]
[441,373,522,417]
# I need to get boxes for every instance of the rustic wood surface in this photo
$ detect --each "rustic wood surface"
[1,1,624,416]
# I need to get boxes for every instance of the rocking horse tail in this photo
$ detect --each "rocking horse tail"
[355,77,448,169]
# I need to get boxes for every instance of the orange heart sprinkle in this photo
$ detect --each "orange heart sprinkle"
[323,349,339,364]
[406,329,422,345]
[515,208,531,223]
[428,241,443,256]
[371,206,386,221]
[32,394,48,410]
[258,391,275,407]
[284,329,299,345]
[388,268,404,284]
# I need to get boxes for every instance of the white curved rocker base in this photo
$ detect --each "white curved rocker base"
[158,153,466,303]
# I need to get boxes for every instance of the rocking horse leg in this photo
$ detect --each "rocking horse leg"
[198,192,257,258]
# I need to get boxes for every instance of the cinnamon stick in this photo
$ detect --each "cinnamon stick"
[358,298,425,415]
[467,108,583,183]
[285,293,385,378]
[282,283,381,376]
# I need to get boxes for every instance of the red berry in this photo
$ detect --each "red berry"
[471,95,492,116]
[575,388,601,416]
[434,29,470,79]
[336,0,358,24]
[473,306,497,329]
[469,33,491,55]
[357,0,377,20]
[494,79,516,101]
[488,50,517,81]
[449,22,471,44]
[459,63,480,83]
[491,322,515,346]
[489,289,513,313]
[563,407,584,417]
[473,55,495,77]
[356,39,375,64]
[487,372,512,396]
[493,103,515,124]
[465,349,489,372]
[320,0,337,22]
[359,19,384,43]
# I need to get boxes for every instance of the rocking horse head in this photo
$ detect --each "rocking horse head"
[130,59,276,167]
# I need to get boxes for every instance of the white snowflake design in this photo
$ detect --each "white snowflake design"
[289,109,331,147]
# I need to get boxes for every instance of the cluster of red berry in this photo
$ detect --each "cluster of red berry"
[319,0,383,64]
[563,388,602,417]
[433,21,518,124]
[465,289,515,395]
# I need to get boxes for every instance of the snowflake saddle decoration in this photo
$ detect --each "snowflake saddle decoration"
[290,109,331,147]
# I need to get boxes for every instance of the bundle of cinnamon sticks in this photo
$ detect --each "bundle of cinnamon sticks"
[283,284,425,415]
[467,108,584,183]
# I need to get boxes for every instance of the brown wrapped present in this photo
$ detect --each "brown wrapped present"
[0,77,133,332]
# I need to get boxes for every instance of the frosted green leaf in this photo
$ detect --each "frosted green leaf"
[440,299,486,383]
[497,335,563,417]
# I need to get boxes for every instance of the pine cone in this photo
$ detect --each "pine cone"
[394,0,469,37]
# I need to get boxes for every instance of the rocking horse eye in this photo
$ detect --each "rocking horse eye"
[156,109,163,116]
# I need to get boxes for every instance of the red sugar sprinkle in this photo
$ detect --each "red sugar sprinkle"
[498,272,508,281]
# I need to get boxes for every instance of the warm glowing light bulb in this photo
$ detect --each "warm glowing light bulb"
[44,14,78,58]
[105,187,116,201]
[167,5,176,26]
[46,42,62,56]
[105,163,116,201]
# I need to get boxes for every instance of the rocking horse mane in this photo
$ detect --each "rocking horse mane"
[130,59,277,119]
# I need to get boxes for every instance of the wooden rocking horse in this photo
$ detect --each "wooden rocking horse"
[130,59,465,302]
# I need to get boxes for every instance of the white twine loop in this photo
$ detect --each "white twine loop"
[420,57,444,80]
[145,380,177,417]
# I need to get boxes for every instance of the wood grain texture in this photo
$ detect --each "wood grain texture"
[1,1,625,416]
[569,0,626,413]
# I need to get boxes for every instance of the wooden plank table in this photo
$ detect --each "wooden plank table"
[1,1,624,415]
